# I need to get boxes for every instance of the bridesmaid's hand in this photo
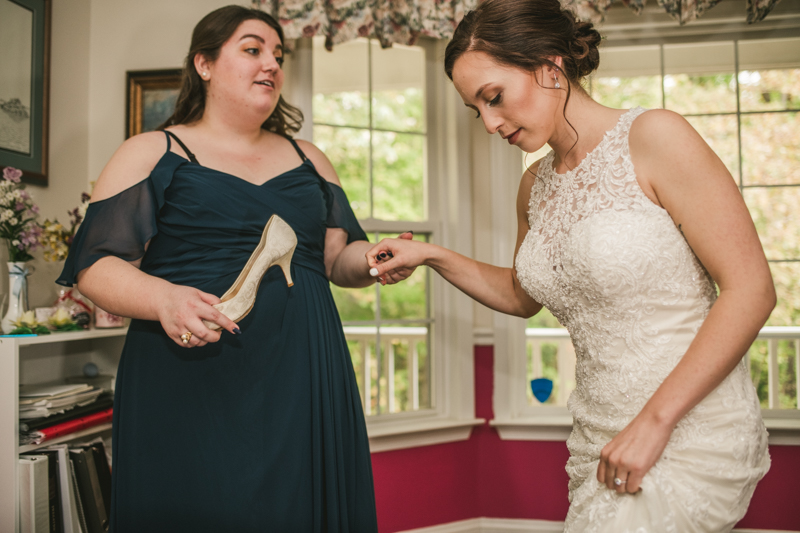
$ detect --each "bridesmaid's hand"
[596,411,673,494]
[156,284,239,348]
[366,232,426,286]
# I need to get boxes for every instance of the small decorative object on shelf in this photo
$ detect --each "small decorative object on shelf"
[53,288,93,329]
[48,307,82,332]
[8,310,50,335]
[2,261,32,333]
[0,167,42,334]
[95,307,125,328]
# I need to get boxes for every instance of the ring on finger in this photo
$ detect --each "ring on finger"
[614,477,627,487]
[181,331,193,345]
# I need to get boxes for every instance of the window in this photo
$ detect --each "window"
[521,37,800,418]
[312,38,434,417]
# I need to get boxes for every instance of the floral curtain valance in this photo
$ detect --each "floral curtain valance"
[252,0,477,50]
[566,0,783,25]
[257,0,783,52]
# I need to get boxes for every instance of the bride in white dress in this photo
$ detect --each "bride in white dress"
[365,0,774,530]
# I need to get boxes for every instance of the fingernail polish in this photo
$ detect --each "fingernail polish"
[379,252,387,259]
[233,328,241,335]
[387,251,394,258]
[406,230,414,235]
[369,267,379,277]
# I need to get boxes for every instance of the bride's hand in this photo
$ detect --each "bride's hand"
[596,411,674,494]
[366,232,426,285]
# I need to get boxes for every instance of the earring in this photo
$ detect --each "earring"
[202,72,208,79]
[554,74,560,89]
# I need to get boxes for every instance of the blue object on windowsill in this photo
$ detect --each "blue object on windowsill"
[531,378,553,403]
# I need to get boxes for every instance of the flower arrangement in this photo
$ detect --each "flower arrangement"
[9,310,51,335]
[0,167,42,262]
[48,307,81,331]
[40,192,91,262]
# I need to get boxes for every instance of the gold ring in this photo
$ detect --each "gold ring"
[181,332,193,344]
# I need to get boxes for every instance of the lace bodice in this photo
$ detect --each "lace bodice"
[515,108,769,532]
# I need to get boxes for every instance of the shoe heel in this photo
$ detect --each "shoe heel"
[276,245,295,287]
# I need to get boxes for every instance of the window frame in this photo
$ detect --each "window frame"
[283,37,483,452]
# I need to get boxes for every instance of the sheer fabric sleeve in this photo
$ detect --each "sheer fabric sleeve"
[325,182,368,244]
[57,178,159,286]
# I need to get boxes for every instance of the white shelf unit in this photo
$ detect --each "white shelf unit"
[0,328,127,532]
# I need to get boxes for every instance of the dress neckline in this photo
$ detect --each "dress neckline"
[545,107,642,180]
[164,150,313,188]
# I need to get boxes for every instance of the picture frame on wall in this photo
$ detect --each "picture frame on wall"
[126,69,183,138]
[0,0,51,187]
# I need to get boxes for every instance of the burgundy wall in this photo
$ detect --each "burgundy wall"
[371,345,800,532]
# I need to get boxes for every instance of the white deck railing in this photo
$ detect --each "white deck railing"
[340,325,800,414]
[526,326,800,409]
[343,326,428,415]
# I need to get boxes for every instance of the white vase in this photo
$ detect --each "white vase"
[2,261,31,333]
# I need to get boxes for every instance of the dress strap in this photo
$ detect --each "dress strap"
[286,137,308,161]
[164,130,199,164]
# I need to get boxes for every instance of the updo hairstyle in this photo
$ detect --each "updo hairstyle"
[444,0,602,87]
[159,5,303,136]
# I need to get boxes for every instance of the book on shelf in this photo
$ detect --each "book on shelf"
[40,445,83,533]
[20,388,104,419]
[32,450,64,533]
[21,408,113,446]
[18,455,50,533]
[70,448,109,533]
[82,442,112,519]
[21,393,113,433]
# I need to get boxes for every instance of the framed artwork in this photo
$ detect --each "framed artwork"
[0,0,51,187]
[126,69,183,138]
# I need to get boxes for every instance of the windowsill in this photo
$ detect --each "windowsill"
[367,416,485,453]
[492,414,800,445]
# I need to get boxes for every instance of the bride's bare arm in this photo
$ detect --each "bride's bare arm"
[366,165,544,318]
[596,109,775,494]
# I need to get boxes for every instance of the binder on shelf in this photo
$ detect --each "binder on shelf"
[25,450,63,533]
[42,445,83,533]
[26,408,113,446]
[21,394,113,433]
[18,455,49,533]
[70,448,109,533]
[82,442,111,519]
[70,459,88,533]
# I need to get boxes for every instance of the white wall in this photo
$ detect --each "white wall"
[17,0,92,308]
[20,0,258,308]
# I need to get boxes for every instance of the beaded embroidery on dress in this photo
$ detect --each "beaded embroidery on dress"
[515,108,769,532]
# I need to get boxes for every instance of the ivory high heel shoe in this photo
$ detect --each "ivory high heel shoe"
[203,215,297,331]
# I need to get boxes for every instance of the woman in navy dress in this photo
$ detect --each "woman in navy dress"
[58,6,409,531]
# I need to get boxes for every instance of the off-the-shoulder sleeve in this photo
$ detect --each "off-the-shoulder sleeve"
[325,182,368,244]
[57,179,158,286]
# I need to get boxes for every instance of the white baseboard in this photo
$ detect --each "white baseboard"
[399,518,562,533]
[398,517,800,533]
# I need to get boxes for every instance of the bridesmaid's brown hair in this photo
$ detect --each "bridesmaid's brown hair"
[160,5,303,136]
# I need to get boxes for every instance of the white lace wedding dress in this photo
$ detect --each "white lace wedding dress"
[515,108,770,532]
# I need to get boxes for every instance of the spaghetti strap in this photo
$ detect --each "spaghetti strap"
[165,130,200,164]
[286,137,308,161]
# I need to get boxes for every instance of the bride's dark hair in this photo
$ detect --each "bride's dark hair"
[444,0,602,169]
[444,0,601,85]
[158,5,303,136]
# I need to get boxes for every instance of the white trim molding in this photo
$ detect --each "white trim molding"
[399,518,564,533]
[398,517,800,533]
[368,417,484,453]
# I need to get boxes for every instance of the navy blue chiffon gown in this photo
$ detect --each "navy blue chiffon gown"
[58,131,378,532]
